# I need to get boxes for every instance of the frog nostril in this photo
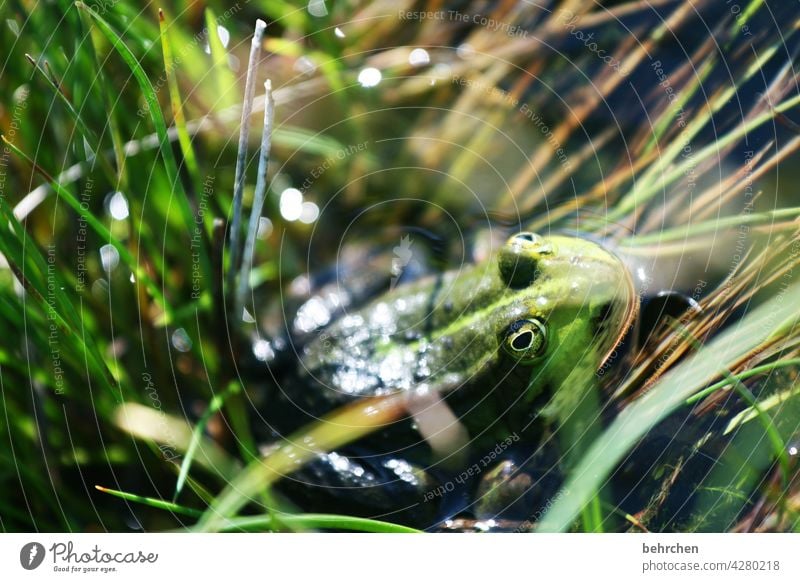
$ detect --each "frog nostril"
[499,233,548,288]
[514,232,541,244]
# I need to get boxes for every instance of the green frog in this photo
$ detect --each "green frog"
[261,231,638,527]
[294,232,634,420]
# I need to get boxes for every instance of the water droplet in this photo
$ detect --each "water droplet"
[408,48,430,66]
[107,191,129,220]
[294,297,331,333]
[253,339,276,362]
[357,67,382,88]
[280,188,304,221]
[99,244,120,273]
[203,25,231,54]
[217,25,230,48]
[290,275,310,296]
[257,217,273,239]
[307,0,328,17]
[242,307,255,323]
[171,328,192,352]
[334,27,346,38]
[129,273,136,283]
[299,201,320,224]
[82,136,95,159]
[6,18,20,38]
[13,85,28,103]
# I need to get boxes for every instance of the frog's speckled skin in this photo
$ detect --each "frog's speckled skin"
[296,233,637,427]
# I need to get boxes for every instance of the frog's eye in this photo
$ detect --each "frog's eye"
[502,319,547,362]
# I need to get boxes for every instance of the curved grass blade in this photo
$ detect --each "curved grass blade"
[204,8,240,112]
[158,9,201,190]
[720,371,791,483]
[80,11,129,191]
[96,487,420,532]
[212,514,421,533]
[174,384,237,500]
[725,379,800,435]
[687,358,800,405]
[197,393,409,532]
[94,485,422,533]
[113,402,240,481]
[96,485,202,518]
[621,207,800,247]
[0,146,117,394]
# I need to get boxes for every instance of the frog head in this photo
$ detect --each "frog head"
[300,231,637,410]
[492,231,637,370]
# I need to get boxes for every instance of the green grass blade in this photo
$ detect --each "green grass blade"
[79,10,129,190]
[204,8,240,112]
[96,485,202,518]
[642,57,714,157]
[725,380,800,435]
[273,126,355,158]
[174,385,237,500]
[616,90,800,227]
[214,513,422,533]
[687,358,800,405]
[0,145,117,394]
[727,377,790,482]
[688,368,800,531]
[113,402,241,481]
[622,207,800,246]
[159,9,201,189]
[96,487,420,532]
[733,0,766,36]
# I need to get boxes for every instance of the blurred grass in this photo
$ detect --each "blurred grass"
[0,0,799,533]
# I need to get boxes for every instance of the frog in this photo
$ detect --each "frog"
[259,230,638,528]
